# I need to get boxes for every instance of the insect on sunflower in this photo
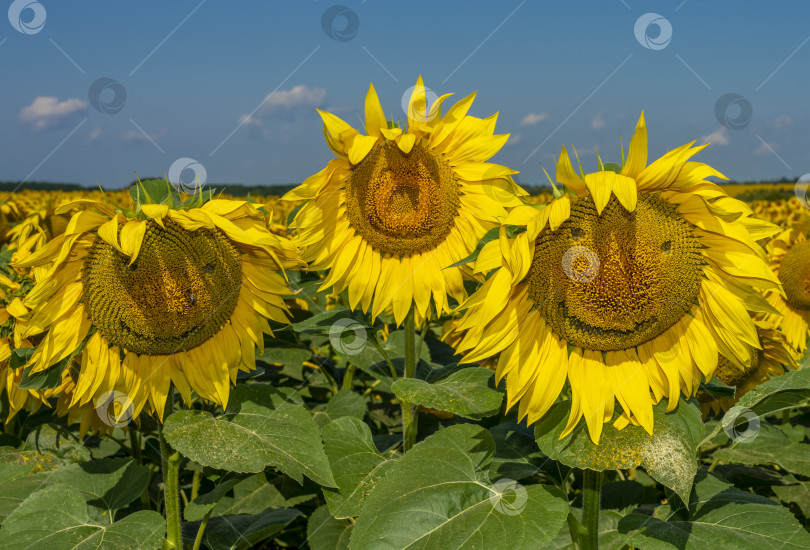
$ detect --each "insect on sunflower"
[452,113,783,443]
[13,181,303,419]
[284,77,525,325]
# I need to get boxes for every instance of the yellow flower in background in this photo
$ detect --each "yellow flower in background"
[764,222,810,352]
[13,184,303,419]
[700,318,798,417]
[451,113,782,443]
[284,77,525,326]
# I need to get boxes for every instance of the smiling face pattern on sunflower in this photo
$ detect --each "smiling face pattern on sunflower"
[451,113,783,443]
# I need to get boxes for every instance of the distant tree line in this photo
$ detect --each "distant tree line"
[0,175,799,196]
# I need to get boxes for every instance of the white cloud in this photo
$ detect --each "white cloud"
[88,126,102,143]
[19,96,87,130]
[256,85,326,115]
[120,127,168,143]
[505,133,522,146]
[771,115,793,130]
[755,141,776,156]
[240,85,327,140]
[520,112,548,127]
[700,127,730,146]
[591,111,605,130]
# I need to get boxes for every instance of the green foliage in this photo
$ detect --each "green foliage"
[0,484,164,549]
[535,400,704,502]
[162,384,335,486]
[3,268,810,549]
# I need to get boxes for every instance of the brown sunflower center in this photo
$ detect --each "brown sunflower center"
[526,193,705,351]
[778,240,810,310]
[714,344,763,387]
[82,219,242,355]
[344,141,460,256]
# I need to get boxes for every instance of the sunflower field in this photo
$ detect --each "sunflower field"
[1,80,810,550]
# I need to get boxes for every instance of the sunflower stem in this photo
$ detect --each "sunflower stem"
[342,364,357,389]
[159,388,182,549]
[401,305,419,452]
[192,509,212,550]
[580,469,602,550]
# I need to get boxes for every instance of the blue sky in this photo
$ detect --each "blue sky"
[1,0,809,189]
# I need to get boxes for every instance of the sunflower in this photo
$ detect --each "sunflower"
[699,318,798,416]
[451,113,782,443]
[284,77,525,325]
[763,223,810,353]
[13,183,303,419]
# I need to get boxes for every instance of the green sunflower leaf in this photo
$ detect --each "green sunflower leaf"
[535,400,704,502]
[163,383,336,487]
[348,424,569,550]
[322,417,396,519]
[183,507,301,550]
[546,509,630,550]
[211,474,292,517]
[617,469,810,549]
[772,482,810,517]
[0,463,57,522]
[0,483,164,550]
[313,389,368,428]
[711,424,810,476]
[53,457,150,514]
[184,476,244,521]
[8,347,33,369]
[448,224,526,268]
[391,367,503,419]
[308,505,353,550]
[702,367,810,444]
[290,308,372,337]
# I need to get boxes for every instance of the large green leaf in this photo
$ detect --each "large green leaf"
[0,484,164,550]
[211,474,288,517]
[547,509,632,550]
[307,505,352,550]
[712,424,810,476]
[488,422,550,481]
[322,417,396,518]
[54,457,150,515]
[349,424,569,550]
[704,367,810,444]
[333,330,432,392]
[618,469,810,549]
[189,507,301,550]
[313,389,368,428]
[163,384,335,487]
[24,425,91,463]
[291,308,371,337]
[391,367,503,419]
[0,464,55,521]
[184,476,244,521]
[535,400,704,502]
[772,482,810,517]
